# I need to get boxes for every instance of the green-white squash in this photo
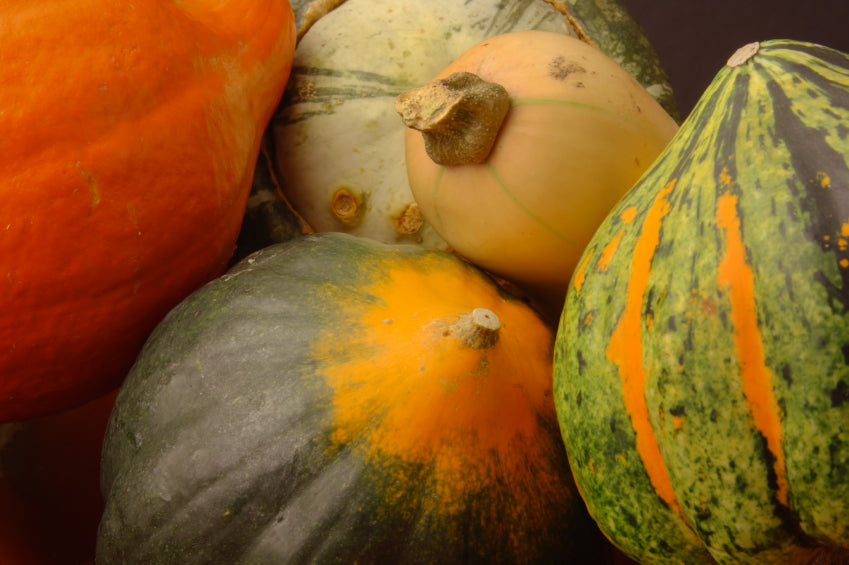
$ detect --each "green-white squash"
[269,0,677,248]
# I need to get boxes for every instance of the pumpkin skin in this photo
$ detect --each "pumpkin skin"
[400,30,678,315]
[97,232,603,564]
[554,40,849,564]
[269,0,677,250]
[0,0,296,421]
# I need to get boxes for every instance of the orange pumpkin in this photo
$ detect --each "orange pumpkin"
[0,0,296,420]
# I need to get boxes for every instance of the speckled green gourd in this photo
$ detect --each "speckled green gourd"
[554,40,849,565]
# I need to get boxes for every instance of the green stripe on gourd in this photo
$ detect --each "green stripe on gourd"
[554,39,849,565]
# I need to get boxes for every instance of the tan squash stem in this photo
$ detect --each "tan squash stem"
[727,42,760,67]
[450,308,501,349]
[394,72,511,166]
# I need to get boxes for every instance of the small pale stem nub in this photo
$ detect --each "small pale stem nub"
[394,72,511,166]
[450,308,501,349]
[727,42,760,67]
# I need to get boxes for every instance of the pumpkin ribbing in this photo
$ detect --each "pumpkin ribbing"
[0,0,296,420]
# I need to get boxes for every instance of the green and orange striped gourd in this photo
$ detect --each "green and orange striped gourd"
[554,40,849,564]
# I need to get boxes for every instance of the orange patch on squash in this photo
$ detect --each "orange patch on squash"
[716,191,788,506]
[606,179,684,516]
[312,255,562,519]
[620,206,638,224]
[598,231,624,272]
[572,247,594,293]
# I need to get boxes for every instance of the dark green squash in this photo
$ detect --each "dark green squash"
[97,232,604,564]
[554,40,849,564]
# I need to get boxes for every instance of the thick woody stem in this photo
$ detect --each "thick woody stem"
[450,308,501,349]
[394,72,511,166]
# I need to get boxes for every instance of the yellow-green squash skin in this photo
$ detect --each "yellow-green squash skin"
[554,40,849,565]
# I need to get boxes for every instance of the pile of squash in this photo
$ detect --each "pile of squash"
[1,1,848,564]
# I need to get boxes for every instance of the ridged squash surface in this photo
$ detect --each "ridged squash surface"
[554,40,849,565]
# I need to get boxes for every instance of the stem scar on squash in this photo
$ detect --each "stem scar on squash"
[393,202,424,235]
[331,185,366,226]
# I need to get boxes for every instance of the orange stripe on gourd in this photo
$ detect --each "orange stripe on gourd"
[597,206,639,273]
[605,178,685,518]
[598,231,624,272]
[572,248,594,293]
[716,190,789,506]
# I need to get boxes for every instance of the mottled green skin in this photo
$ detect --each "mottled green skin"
[97,233,600,564]
[554,40,849,564]
[564,0,679,119]
[284,0,678,118]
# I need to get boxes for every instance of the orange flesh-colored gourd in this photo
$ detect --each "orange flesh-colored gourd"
[402,31,678,314]
[310,257,570,536]
[0,0,296,420]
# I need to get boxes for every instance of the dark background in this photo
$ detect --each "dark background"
[618,1,849,119]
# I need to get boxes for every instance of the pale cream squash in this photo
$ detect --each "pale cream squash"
[398,31,679,315]
[270,0,677,250]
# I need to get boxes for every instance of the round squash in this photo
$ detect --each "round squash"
[97,232,605,564]
[0,0,296,420]
[269,0,677,251]
[398,30,678,314]
[554,40,849,564]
